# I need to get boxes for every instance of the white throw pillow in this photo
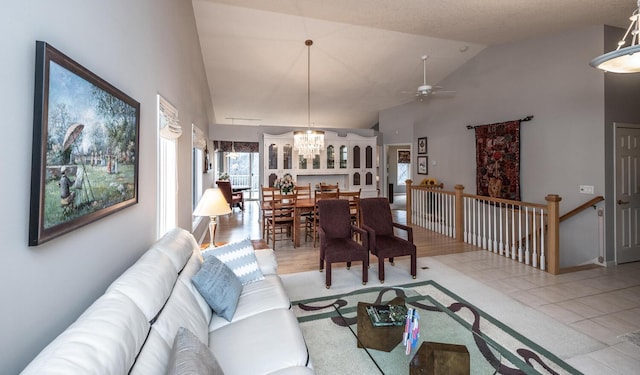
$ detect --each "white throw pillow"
[203,239,265,285]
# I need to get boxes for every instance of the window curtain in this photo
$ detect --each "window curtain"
[192,125,206,149]
[159,97,181,139]
[475,120,521,201]
[213,141,259,153]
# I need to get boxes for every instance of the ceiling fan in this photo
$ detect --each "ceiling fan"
[415,55,455,101]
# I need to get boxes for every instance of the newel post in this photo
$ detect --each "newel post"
[455,185,465,242]
[545,194,562,275]
[406,179,413,225]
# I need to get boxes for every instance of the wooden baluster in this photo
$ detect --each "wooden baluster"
[499,203,504,255]
[406,179,413,225]
[482,199,487,249]
[518,204,523,263]
[525,206,530,265]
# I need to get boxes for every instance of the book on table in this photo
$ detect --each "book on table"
[366,304,408,327]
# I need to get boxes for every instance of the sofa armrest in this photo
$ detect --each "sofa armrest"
[255,249,278,275]
[392,222,414,242]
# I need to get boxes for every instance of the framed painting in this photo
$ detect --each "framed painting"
[417,156,428,175]
[418,137,427,154]
[397,149,411,163]
[29,41,140,246]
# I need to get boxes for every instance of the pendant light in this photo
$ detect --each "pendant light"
[294,40,324,159]
[590,0,640,73]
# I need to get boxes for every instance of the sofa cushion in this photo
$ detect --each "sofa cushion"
[208,275,292,331]
[152,227,199,272]
[167,327,223,375]
[192,256,242,321]
[129,329,171,375]
[177,251,212,323]
[21,292,149,375]
[203,239,264,285]
[106,248,177,322]
[209,309,310,374]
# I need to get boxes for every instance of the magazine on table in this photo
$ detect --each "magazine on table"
[366,304,408,327]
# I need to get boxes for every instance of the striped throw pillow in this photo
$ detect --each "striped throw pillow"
[203,239,265,285]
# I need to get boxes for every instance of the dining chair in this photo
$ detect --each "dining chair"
[294,184,313,243]
[319,182,339,192]
[266,191,296,250]
[338,188,361,226]
[317,199,368,289]
[216,180,244,211]
[359,197,417,283]
[260,185,279,241]
[308,190,339,247]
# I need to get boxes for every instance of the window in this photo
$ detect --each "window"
[397,149,410,186]
[157,95,180,238]
[192,126,207,230]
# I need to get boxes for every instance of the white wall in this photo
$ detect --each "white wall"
[380,26,609,267]
[0,1,212,373]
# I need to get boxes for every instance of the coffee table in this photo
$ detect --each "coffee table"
[292,281,581,375]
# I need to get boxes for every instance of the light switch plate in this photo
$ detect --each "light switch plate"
[579,185,594,194]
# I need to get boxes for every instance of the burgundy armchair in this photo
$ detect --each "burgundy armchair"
[359,197,417,283]
[317,199,369,289]
[216,180,244,211]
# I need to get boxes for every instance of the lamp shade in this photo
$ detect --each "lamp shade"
[193,188,232,217]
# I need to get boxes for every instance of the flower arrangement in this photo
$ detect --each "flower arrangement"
[274,173,296,194]
[219,172,229,181]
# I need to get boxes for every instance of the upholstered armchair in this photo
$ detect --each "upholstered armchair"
[359,197,417,283]
[216,180,244,211]
[317,199,369,289]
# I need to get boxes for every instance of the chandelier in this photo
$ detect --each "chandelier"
[590,0,640,73]
[294,39,324,159]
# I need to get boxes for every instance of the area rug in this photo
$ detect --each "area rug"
[291,280,581,375]
[281,256,604,374]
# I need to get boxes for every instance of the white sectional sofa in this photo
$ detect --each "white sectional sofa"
[21,228,314,374]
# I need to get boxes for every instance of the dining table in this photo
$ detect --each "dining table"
[293,198,315,247]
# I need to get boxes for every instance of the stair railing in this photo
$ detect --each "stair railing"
[406,180,562,274]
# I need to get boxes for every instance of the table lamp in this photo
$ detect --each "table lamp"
[193,188,232,248]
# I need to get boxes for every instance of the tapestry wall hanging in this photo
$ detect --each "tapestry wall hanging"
[475,120,521,201]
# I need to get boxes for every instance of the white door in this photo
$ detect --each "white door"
[615,123,640,263]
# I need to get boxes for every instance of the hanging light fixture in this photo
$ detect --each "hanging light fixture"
[228,142,238,159]
[294,39,324,159]
[590,0,640,73]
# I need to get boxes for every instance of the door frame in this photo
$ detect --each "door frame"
[383,143,412,200]
[614,122,640,264]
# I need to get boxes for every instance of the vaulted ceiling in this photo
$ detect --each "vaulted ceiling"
[193,0,634,129]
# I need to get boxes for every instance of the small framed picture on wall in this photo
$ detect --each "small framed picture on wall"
[417,156,428,175]
[418,137,427,154]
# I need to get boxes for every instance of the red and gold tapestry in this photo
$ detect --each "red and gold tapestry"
[475,120,521,201]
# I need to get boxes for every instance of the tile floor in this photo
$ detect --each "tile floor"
[433,250,640,374]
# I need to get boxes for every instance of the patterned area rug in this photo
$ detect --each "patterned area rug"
[292,280,582,375]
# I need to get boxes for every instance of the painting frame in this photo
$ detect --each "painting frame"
[417,155,428,175]
[29,41,140,246]
[417,137,427,154]
[397,149,411,164]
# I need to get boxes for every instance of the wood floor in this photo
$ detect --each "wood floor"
[212,199,479,274]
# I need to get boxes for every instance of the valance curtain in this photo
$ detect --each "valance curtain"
[213,141,259,153]
[475,120,521,201]
[158,96,181,139]
[192,126,206,150]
